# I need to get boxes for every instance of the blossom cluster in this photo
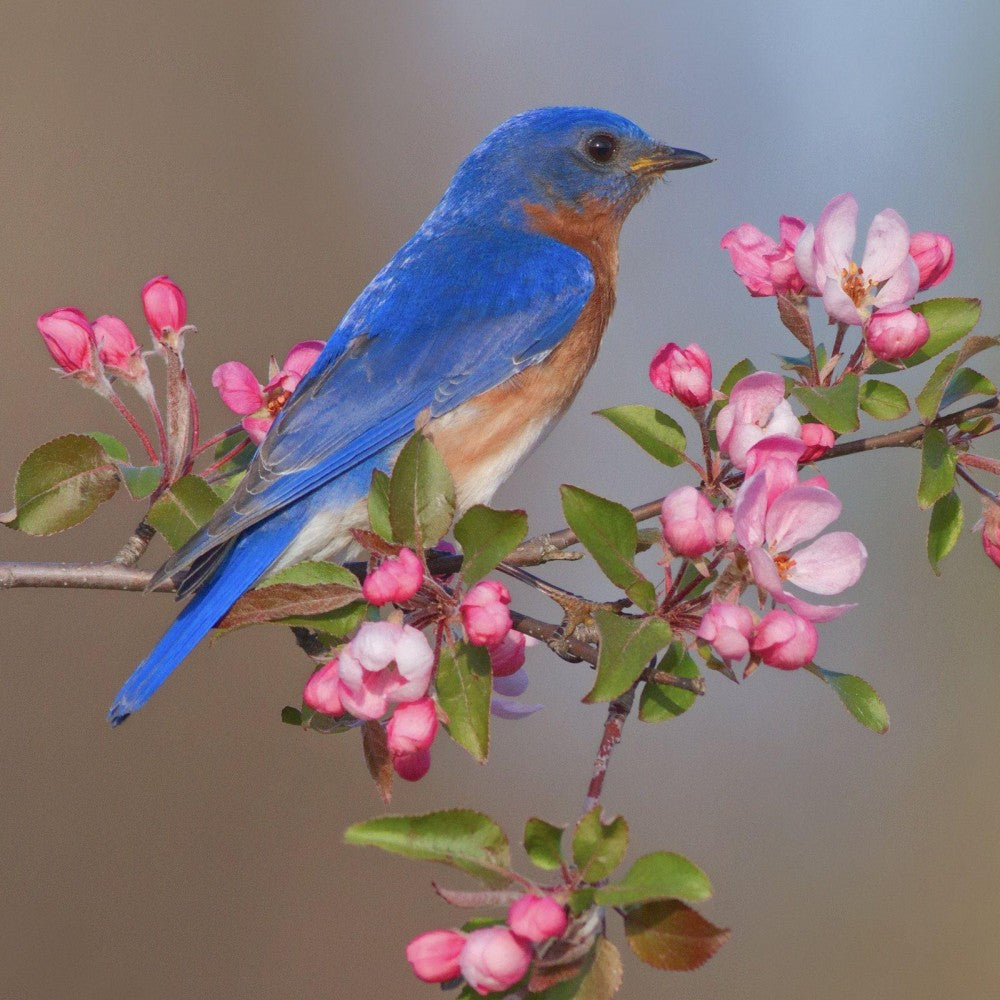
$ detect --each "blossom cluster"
[303,558,538,781]
[406,894,568,995]
[653,364,866,673]
[721,193,953,361]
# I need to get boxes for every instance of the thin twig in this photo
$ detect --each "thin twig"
[112,521,156,566]
[584,683,638,811]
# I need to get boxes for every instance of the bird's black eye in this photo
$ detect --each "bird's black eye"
[584,132,618,164]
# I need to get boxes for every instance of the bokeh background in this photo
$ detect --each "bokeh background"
[3,2,999,997]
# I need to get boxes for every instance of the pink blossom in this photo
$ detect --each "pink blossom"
[716,372,801,469]
[212,340,324,444]
[302,657,345,717]
[460,580,512,646]
[714,507,734,546]
[909,231,954,291]
[751,609,818,670]
[795,194,918,326]
[697,603,755,665]
[406,929,466,983]
[336,621,435,720]
[362,547,423,606]
[865,307,930,361]
[141,275,187,340]
[37,307,97,378]
[745,435,806,506]
[459,926,533,996]
[507,895,568,943]
[386,697,438,756]
[734,473,867,620]
[979,502,1000,570]
[93,314,148,382]
[660,486,716,558]
[649,342,713,408]
[720,216,808,297]
[487,629,528,677]
[799,423,835,463]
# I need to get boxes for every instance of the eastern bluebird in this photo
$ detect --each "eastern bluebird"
[109,106,711,724]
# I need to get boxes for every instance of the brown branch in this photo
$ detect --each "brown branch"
[0,561,164,591]
[584,683,638,811]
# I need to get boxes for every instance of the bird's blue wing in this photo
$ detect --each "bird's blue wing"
[153,225,593,587]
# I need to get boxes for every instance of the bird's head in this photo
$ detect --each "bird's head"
[440,107,712,224]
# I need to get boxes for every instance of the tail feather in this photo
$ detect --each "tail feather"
[108,519,298,726]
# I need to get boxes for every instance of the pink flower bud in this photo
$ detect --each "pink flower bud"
[648,342,713,408]
[362,547,424,606]
[799,423,835,463]
[909,231,954,291]
[459,926,533,996]
[460,580,513,646]
[386,697,438,756]
[979,502,1000,569]
[93,314,147,381]
[37,307,96,377]
[302,657,344,717]
[865,307,930,361]
[750,609,818,670]
[392,748,432,781]
[141,275,187,340]
[697,602,755,665]
[487,629,527,677]
[507,895,568,943]
[660,485,716,558]
[720,216,807,297]
[406,929,466,983]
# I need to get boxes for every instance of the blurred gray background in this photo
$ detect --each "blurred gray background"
[3,1,999,997]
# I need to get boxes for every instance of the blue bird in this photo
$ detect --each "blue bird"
[109,106,711,724]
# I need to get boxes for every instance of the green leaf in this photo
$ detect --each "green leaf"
[638,643,700,722]
[344,810,512,888]
[719,358,756,396]
[927,490,963,574]
[523,818,565,871]
[367,468,392,541]
[2,434,120,535]
[858,379,910,421]
[120,464,162,499]
[915,336,1000,421]
[85,431,129,461]
[624,900,730,971]
[596,405,687,467]
[940,367,996,410]
[263,561,362,589]
[791,374,860,433]
[281,706,303,726]
[146,474,223,549]
[560,486,657,612]
[529,938,624,1000]
[388,432,456,550]
[594,851,712,907]
[805,664,890,734]
[917,427,957,509]
[454,505,529,585]
[586,610,672,703]
[890,297,982,370]
[436,641,492,762]
[572,806,628,883]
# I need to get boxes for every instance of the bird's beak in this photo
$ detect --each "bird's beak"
[631,145,714,175]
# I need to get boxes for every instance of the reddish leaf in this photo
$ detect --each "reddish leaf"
[217,581,362,629]
[362,720,392,804]
[624,900,729,971]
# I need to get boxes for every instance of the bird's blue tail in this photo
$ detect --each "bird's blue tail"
[107,517,300,726]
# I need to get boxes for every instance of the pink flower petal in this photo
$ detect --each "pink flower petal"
[814,194,857,278]
[765,485,842,551]
[783,594,856,622]
[282,339,325,378]
[786,531,867,595]
[861,208,910,281]
[747,546,784,598]
[212,361,264,415]
[822,276,864,325]
[794,223,819,291]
